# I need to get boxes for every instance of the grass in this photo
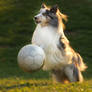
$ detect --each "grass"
[0,0,92,92]
[0,78,92,92]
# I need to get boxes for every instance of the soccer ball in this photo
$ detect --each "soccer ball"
[17,44,45,73]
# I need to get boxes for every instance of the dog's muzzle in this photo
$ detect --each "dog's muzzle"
[34,16,41,23]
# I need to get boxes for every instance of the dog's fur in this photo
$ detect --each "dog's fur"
[32,4,87,83]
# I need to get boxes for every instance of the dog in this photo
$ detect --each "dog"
[32,3,87,83]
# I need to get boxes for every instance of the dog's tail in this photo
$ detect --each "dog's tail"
[73,53,87,72]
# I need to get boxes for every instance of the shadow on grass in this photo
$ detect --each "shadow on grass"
[0,82,50,90]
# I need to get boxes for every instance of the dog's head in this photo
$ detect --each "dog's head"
[34,3,67,27]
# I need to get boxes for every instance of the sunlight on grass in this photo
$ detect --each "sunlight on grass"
[0,78,92,92]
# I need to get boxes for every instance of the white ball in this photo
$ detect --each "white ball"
[17,44,45,73]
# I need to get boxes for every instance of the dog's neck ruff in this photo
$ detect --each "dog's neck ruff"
[32,24,69,70]
[32,24,60,49]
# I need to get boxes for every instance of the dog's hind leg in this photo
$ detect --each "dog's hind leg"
[51,69,69,84]
[64,64,83,82]
[64,65,76,82]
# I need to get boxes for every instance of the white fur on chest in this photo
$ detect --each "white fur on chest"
[32,24,67,70]
[32,25,58,49]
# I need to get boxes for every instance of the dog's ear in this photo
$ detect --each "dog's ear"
[41,3,46,8]
[50,5,58,14]
[60,13,68,22]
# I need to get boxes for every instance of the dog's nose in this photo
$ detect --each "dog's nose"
[34,16,37,20]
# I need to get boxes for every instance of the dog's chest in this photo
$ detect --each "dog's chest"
[32,25,66,70]
[32,25,59,50]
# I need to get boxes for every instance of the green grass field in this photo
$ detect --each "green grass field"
[0,0,92,92]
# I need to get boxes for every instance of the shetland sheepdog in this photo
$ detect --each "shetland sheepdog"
[32,4,87,83]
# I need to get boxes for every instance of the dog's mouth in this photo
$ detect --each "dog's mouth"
[35,20,41,24]
[34,17,41,24]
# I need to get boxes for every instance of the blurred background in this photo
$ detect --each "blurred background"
[0,0,92,79]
